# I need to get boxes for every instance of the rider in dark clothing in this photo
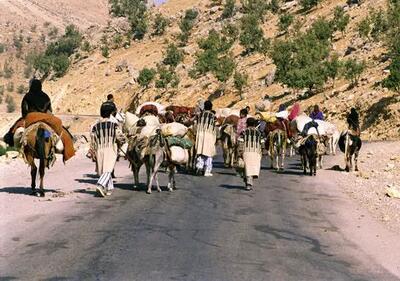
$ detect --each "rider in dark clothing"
[100,94,117,118]
[347,107,360,135]
[21,79,52,118]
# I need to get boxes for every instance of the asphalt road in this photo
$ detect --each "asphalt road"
[1,153,399,281]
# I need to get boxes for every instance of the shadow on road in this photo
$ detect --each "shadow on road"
[219,184,245,190]
[0,186,58,195]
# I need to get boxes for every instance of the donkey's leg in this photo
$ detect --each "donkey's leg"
[30,163,38,196]
[38,159,46,197]
[167,165,174,192]
[146,161,153,194]
[354,149,360,172]
[133,165,140,189]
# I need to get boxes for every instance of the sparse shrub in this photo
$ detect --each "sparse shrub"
[278,13,294,33]
[52,54,70,77]
[343,59,365,86]
[193,29,236,82]
[0,43,5,53]
[13,35,23,51]
[240,0,269,21]
[300,0,320,12]
[370,9,389,41]
[17,84,26,95]
[101,45,110,58]
[222,0,235,19]
[178,9,199,46]
[6,95,16,113]
[222,23,239,42]
[239,14,265,54]
[324,53,342,87]
[155,65,179,88]
[0,85,4,96]
[82,40,91,52]
[138,67,156,88]
[214,54,235,82]
[3,60,14,79]
[31,24,37,32]
[332,6,350,34]
[43,21,51,28]
[7,82,14,92]
[311,18,334,41]
[109,0,148,40]
[234,71,249,98]
[153,13,169,36]
[269,0,280,14]
[358,18,371,39]
[113,34,124,49]
[163,44,184,67]
[48,27,59,39]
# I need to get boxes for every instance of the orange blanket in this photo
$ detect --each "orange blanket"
[24,112,75,161]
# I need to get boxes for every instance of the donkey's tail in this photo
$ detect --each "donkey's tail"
[35,127,46,161]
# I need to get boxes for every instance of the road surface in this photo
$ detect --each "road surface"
[0,152,399,281]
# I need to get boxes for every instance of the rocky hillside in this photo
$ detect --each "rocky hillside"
[2,0,400,140]
[0,0,109,113]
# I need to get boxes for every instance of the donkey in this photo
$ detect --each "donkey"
[269,129,287,170]
[339,132,362,172]
[127,130,166,194]
[299,135,318,176]
[23,123,56,197]
[219,124,237,168]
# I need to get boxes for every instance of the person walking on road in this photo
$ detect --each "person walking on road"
[195,100,217,177]
[237,117,265,190]
[90,103,124,197]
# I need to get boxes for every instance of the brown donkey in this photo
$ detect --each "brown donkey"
[23,123,56,197]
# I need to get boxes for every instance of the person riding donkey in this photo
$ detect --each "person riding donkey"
[195,100,217,177]
[3,79,75,162]
[237,118,265,191]
[90,104,125,197]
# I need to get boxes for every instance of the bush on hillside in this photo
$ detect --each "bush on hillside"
[332,6,350,34]
[163,44,184,67]
[2,60,14,79]
[7,82,14,92]
[0,43,5,53]
[271,30,331,92]
[222,23,239,42]
[234,71,249,97]
[311,18,334,41]
[138,67,156,88]
[155,65,180,89]
[240,0,269,21]
[240,14,269,54]
[269,0,280,14]
[17,84,26,95]
[109,0,148,40]
[222,0,235,19]
[153,13,169,36]
[343,59,365,86]
[300,0,320,12]
[6,95,16,113]
[178,9,199,46]
[278,13,294,33]
[357,18,371,39]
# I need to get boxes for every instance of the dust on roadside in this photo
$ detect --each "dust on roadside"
[322,141,400,234]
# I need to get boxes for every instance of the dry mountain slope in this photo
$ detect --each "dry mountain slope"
[29,0,400,140]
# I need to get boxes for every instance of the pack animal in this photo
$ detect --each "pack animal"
[299,135,318,176]
[22,123,57,197]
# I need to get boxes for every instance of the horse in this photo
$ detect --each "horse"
[299,135,318,176]
[268,129,287,170]
[339,131,362,172]
[22,123,57,197]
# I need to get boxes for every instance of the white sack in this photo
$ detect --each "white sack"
[161,122,188,137]
[170,146,189,164]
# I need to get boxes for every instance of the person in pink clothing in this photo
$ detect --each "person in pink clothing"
[236,108,248,140]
